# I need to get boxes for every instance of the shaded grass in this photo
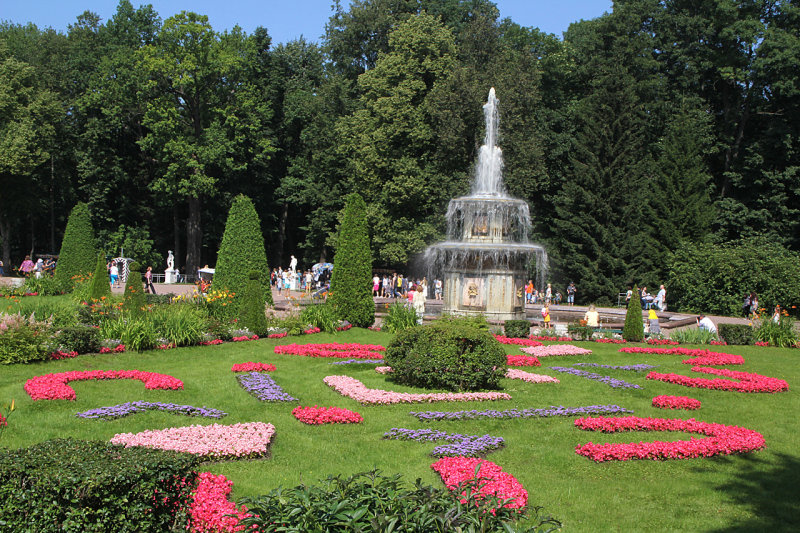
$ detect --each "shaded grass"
[1,330,799,531]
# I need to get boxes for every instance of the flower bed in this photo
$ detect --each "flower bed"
[755,341,769,347]
[267,332,288,339]
[619,347,744,366]
[303,327,321,335]
[231,335,259,342]
[274,343,385,359]
[236,372,297,402]
[409,404,633,422]
[506,355,541,367]
[383,428,504,457]
[50,350,79,360]
[431,457,527,510]
[329,359,384,365]
[323,375,512,405]
[76,401,226,420]
[505,369,560,383]
[493,335,543,347]
[336,323,352,332]
[550,367,641,389]
[529,335,572,341]
[520,344,593,357]
[99,344,127,353]
[375,366,393,374]
[110,421,276,460]
[189,472,251,533]
[574,416,766,462]
[199,339,224,346]
[651,395,701,410]
[292,406,363,425]
[710,340,728,346]
[230,362,276,373]
[25,370,184,401]
[593,338,626,344]
[646,367,789,393]
[646,338,680,345]
[573,363,658,372]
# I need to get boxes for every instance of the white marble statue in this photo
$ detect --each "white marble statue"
[289,255,297,273]
[166,250,175,271]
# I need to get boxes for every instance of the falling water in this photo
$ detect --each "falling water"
[472,87,505,197]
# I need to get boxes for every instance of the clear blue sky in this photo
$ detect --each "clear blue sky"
[1,1,612,44]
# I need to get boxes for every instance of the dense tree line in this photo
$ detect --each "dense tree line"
[1,0,798,305]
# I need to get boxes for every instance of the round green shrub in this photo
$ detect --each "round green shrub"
[384,319,507,392]
[623,287,644,342]
[54,203,97,291]
[238,271,269,336]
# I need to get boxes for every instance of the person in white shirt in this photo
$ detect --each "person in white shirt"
[697,315,717,334]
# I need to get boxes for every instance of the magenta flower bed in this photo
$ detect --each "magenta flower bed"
[230,362,276,373]
[619,347,744,366]
[292,405,363,425]
[25,370,183,401]
[231,335,259,342]
[574,416,766,462]
[505,369,559,383]
[493,335,543,347]
[431,456,528,510]
[652,395,701,410]
[520,344,593,357]
[323,375,512,405]
[647,367,789,393]
[274,342,385,359]
[50,350,79,360]
[99,344,127,353]
[506,355,541,367]
[189,472,251,533]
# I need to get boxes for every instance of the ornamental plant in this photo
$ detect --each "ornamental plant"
[0,313,53,365]
[623,287,644,342]
[717,324,754,345]
[503,319,530,338]
[54,203,98,292]
[214,195,272,316]
[122,262,147,317]
[238,271,269,336]
[328,193,375,327]
[88,253,111,301]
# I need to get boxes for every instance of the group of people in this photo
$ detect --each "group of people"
[373,274,443,301]
[14,256,56,278]
[624,285,667,311]
[524,281,578,306]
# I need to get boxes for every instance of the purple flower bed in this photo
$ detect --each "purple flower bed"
[550,367,642,389]
[383,428,504,457]
[329,359,384,365]
[573,363,659,372]
[236,372,297,402]
[409,404,634,422]
[76,401,226,420]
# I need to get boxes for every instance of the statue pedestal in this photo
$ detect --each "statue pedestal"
[164,269,177,284]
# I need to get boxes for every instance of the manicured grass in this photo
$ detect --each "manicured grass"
[1,330,799,531]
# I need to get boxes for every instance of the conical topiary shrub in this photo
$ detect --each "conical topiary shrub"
[88,253,111,301]
[214,195,272,317]
[55,203,97,291]
[328,193,374,328]
[238,271,268,336]
[123,262,146,316]
[623,286,644,342]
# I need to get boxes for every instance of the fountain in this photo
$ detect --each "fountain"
[425,88,548,322]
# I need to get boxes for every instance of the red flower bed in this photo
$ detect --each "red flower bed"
[99,344,127,353]
[232,335,259,342]
[189,472,251,532]
[529,335,573,341]
[431,456,527,510]
[303,327,321,335]
[157,343,176,350]
[652,395,701,410]
[619,347,744,366]
[574,416,765,462]
[506,355,542,367]
[199,339,224,346]
[647,367,789,393]
[50,350,78,360]
[493,335,543,347]
[646,338,679,345]
[292,405,363,425]
[593,338,626,344]
[0,414,6,427]
[274,342,385,359]
[755,341,769,347]
[710,340,728,346]
[231,362,276,373]
[336,324,352,331]
[24,370,184,401]
[267,332,288,339]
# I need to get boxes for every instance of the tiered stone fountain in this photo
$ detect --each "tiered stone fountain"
[425,88,547,321]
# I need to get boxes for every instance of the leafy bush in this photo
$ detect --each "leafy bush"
[238,272,268,336]
[15,298,78,328]
[21,275,63,296]
[754,316,798,348]
[100,313,158,352]
[153,304,208,347]
[239,469,560,533]
[122,263,147,317]
[300,302,339,333]
[567,323,595,341]
[670,327,719,345]
[385,319,506,392]
[438,313,490,330]
[0,314,53,364]
[504,320,531,338]
[56,326,100,354]
[623,288,644,342]
[382,302,418,333]
[718,324,754,345]
[329,193,375,327]
[54,203,97,292]
[145,293,174,306]
[88,254,111,301]
[0,438,199,532]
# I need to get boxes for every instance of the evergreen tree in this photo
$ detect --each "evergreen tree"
[122,262,146,316]
[329,193,374,327]
[238,271,268,336]
[54,203,97,291]
[623,287,644,342]
[88,253,111,301]
[214,195,272,315]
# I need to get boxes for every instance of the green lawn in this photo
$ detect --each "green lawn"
[1,329,798,532]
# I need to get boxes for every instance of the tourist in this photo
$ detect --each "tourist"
[109,262,120,288]
[144,266,156,294]
[434,278,443,300]
[372,274,380,297]
[554,291,563,305]
[697,314,717,334]
[567,281,576,306]
[654,285,667,311]
[749,292,759,317]
[525,280,534,304]
[532,287,539,304]
[584,304,599,328]
[545,283,552,304]
[43,258,55,275]
[772,305,782,323]
[742,293,752,317]
[542,304,551,329]
[421,277,428,299]
[33,258,44,278]
[397,274,405,298]
[20,255,34,277]
[0,259,4,276]
[648,308,661,334]
[305,270,313,296]
[412,284,426,324]
[625,286,632,308]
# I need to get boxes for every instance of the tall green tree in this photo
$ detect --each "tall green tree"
[54,202,97,289]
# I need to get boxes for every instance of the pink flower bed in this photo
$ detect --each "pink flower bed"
[506,355,541,367]
[323,375,512,405]
[157,343,176,350]
[593,338,626,344]
[710,340,728,346]
[189,472,252,532]
[493,335,543,347]
[232,335,259,342]
[646,338,680,345]
[275,342,385,359]
[231,362,276,373]
[199,339,224,346]
[25,370,183,401]
[574,416,766,462]
[505,369,560,383]
[520,344,593,357]
[110,421,276,459]
[652,395,701,410]
[619,347,744,366]
[530,335,573,341]
[647,367,789,393]
[292,405,363,425]
[431,456,527,510]
[99,344,127,353]
[304,327,321,335]
[336,324,352,332]
[50,350,79,360]
[755,341,769,347]
[267,332,288,339]
[375,366,393,374]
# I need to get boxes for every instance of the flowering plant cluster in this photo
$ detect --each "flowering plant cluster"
[574,416,766,462]
[520,344,593,357]
[375,366,393,374]
[573,362,658,372]
[110,421,276,460]
[493,335,543,347]
[329,359,383,365]
[431,457,527,510]
[274,342,385,359]
[25,370,184,401]
[647,367,789,393]
[267,332,288,339]
[550,366,642,389]
[619,347,744,366]
[189,472,251,533]
[76,401,226,420]
[710,340,728,346]
[236,372,297,402]
[646,338,680,345]
[336,321,352,332]
[98,344,127,353]
[506,355,541,367]
[199,339,224,346]
[367,325,381,332]
[230,362,276,373]
[593,338,626,344]
[505,369,559,383]
[231,334,259,342]
[292,405,363,425]
[303,327,321,335]
[755,341,770,347]
[323,375,512,405]
[157,343,176,350]
[410,404,633,422]
[651,395,701,410]
[529,335,572,341]
[383,427,504,457]
[50,350,79,360]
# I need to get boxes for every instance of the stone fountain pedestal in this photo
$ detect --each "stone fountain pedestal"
[443,268,527,322]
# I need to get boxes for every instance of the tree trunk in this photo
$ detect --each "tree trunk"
[173,205,181,272]
[185,196,202,278]
[0,215,11,269]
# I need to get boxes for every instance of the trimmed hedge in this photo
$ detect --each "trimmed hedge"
[623,287,644,342]
[384,318,506,392]
[122,262,146,317]
[503,320,530,338]
[56,326,100,354]
[88,253,111,301]
[718,324,754,345]
[54,203,97,291]
[0,439,200,532]
[239,271,269,336]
